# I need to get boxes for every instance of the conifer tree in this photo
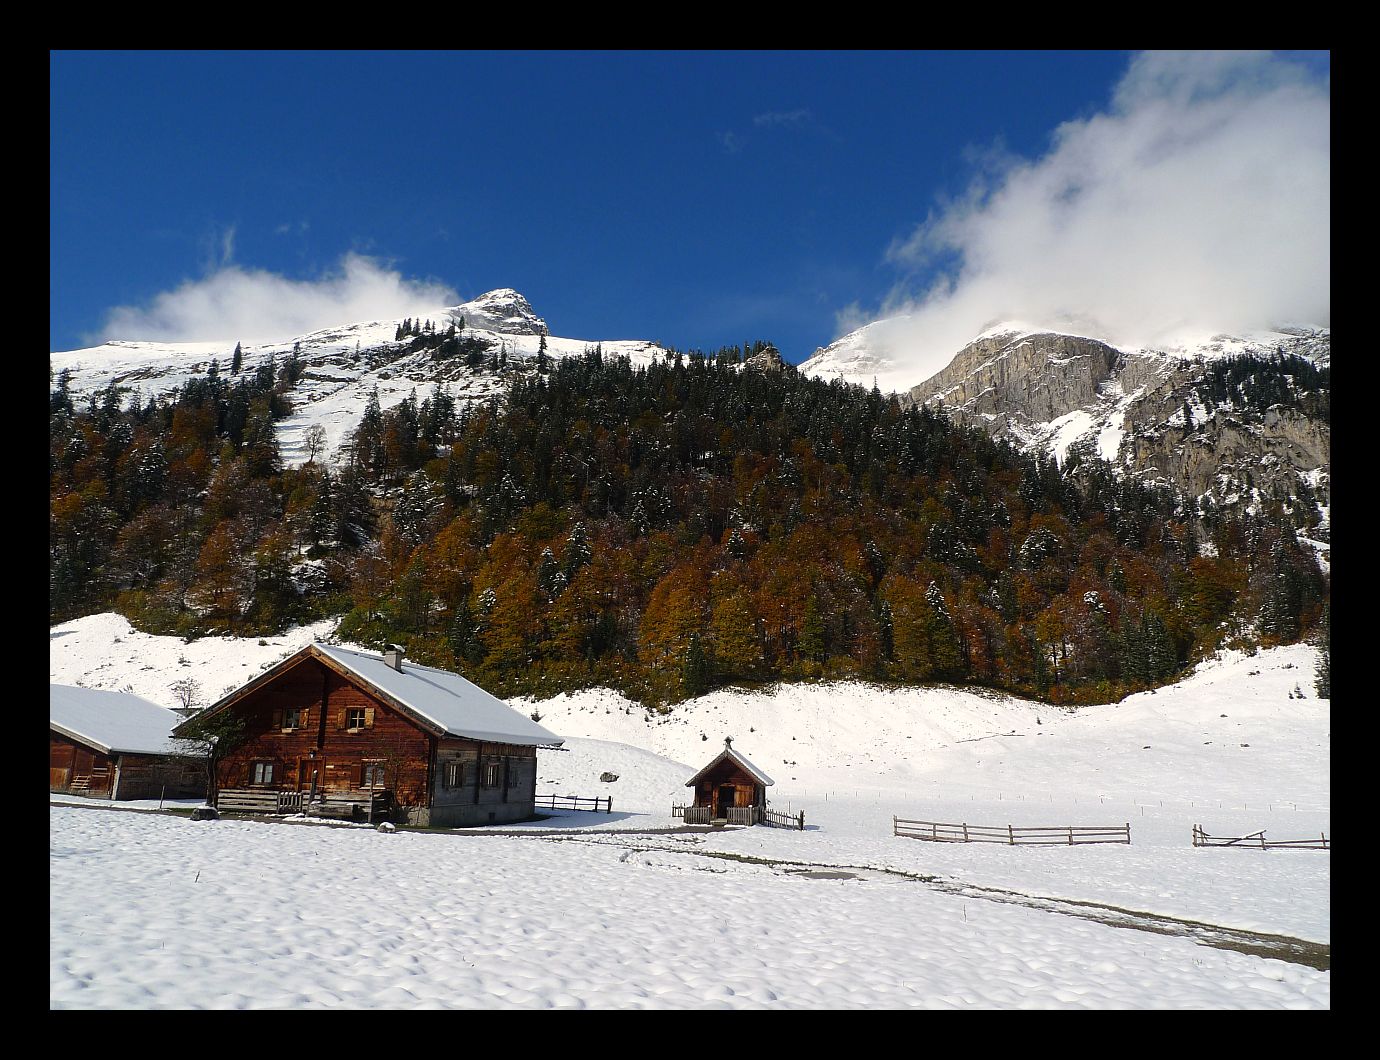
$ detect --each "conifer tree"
[1314,599,1330,698]
[682,633,710,698]
[798,595,826,665]
[231,342,243,374]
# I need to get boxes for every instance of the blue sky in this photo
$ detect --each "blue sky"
[51,51,1328,367]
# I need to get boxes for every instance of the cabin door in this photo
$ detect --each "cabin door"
[716,785,736,818]
[298,759,320,793]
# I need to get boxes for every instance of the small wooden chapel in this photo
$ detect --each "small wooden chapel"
[684,737,774,824]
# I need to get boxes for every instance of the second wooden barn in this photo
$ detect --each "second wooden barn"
[684,737,774,825]
[50,684,206,801]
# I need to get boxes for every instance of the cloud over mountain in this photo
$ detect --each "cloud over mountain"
[94,252,459,345]
[850,51,1330,383]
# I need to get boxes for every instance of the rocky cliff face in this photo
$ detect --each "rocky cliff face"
[907,330,1121,435]
[895,325,1330,549]
[743,344,793,373]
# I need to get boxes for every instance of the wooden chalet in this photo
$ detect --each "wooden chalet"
[174,643,563,826]
[50,685,206,801]
[683,737,774,825]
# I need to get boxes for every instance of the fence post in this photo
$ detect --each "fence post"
[932,822,938,841]
[1008,824,1015,845]
[1068,826,1073,845]
[798,811,804,831]
[892,815,897,836]
[1125,823,1130,845]
[963,823,969,843]
[607,797,613,814]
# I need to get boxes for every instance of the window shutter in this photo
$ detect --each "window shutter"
[336,709,346,730]
[300,709,310,728]
[364,707,375,728]
[272,709,283,729]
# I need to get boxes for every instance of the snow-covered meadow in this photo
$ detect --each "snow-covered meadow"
[50,615,1329,1008]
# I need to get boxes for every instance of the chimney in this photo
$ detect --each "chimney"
[724,736,733,749]
[383,645,404,672]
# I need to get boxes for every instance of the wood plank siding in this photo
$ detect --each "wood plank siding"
[216,657,431,808]
[210,653,544,826]
[49,731,204,801]
[691,758,768,818]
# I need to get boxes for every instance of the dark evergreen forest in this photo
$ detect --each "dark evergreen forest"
[50,344,1328,706]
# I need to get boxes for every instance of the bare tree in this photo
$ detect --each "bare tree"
[304,424,328,465]
[169,677,204,717]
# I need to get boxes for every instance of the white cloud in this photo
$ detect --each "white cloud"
[95,253,460,345]
[856,51,1330,384]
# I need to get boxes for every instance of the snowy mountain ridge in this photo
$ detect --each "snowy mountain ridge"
[51,289,666,469]
[802,316,1330,546]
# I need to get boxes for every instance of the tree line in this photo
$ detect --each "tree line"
[50,342,1328,707]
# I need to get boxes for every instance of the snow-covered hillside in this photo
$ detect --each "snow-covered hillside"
[50,288,666,469]
[52,612,1329,1003]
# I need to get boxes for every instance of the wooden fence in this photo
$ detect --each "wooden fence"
[672,804,804,829]
[761,805,805,830]
[894,817,1130,845]
[535,793,612,813]
[1192,824,1329,850]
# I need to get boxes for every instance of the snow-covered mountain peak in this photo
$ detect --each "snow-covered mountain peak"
[50,288,667,473]
[446,288,548,336]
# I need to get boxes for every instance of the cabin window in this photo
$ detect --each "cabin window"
[347,708,366,731]
[362,761,386,788]
[443,761,465,789]
[251,761,276,786]
[482,762,500,788]
[282,708,303,731]
[505,759,521,788]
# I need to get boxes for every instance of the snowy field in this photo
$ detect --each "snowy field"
[50,615,1329,1008]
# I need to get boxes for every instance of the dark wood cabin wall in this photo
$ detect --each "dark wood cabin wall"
[692,758,766,811]
[50,732,113,795]
[319,671,431,805]
[216,659,431,807]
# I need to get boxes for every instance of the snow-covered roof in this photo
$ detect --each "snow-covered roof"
[50,684,197,757]
[308,644,563,747]
[685,738,774,788]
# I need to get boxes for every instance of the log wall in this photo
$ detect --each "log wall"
[216,657,432,809]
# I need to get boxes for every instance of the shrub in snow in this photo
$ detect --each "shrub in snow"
[600,772,619,783]
[376,822,397,833]
[190,806,219,821]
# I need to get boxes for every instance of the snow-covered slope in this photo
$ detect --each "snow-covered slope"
[50,613,1330,1007]
[50,289,666,468]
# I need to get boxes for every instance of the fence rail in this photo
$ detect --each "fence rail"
[671,803,804,829]
[761,805,805,830]
[535,793,612,814]
[1192,824,1329,850]
[894,817,1130,845]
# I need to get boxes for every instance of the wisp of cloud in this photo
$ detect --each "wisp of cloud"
[854,51,1330,384]
[96,253,459,346]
